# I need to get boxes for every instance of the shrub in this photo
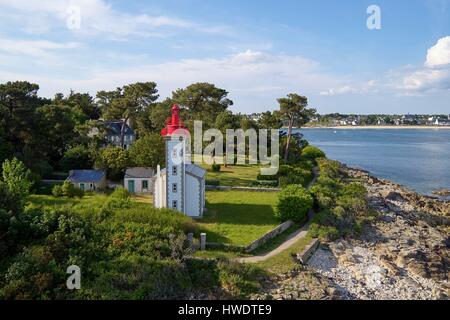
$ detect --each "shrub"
[61,181,84,198]
[206,179,220,186]
[317,158,342,180]
[51,185,64,197]
[110,186,130,200]
[2,158,33,198]
[279,167,313,187]
[256,174,278,181]
[250,180,279,188]
[301,146,326,160]
[211,164,221,172]
[275,185,313,223]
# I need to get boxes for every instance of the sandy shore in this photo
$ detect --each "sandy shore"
[302,125,450,130]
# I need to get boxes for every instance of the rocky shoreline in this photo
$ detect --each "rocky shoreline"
[254,166,449,300]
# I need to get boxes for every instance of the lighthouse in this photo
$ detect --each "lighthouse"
[153,105,206,217]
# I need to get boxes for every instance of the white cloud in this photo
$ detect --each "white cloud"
[0,38,80,58]
[0,50,339,112]
[321,36,450,96]
[425,36,450,67]
[319,80,377,96]
[397,36,450,93]
[320,86,358,96]
[0,0,226,38]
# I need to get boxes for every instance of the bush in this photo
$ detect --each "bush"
[250,180,279,188]
[301,146,326,160]
[278,167,313,187]
[110,186,130,200]
[2,158,33,198]
[275,185,313,223]
[256,174,278,181]
[60,181,84,198]
[211,164,221,172]
[51,185,64,197]
[206,179,220,186]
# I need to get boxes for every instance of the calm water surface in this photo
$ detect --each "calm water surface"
[297,128,450,196]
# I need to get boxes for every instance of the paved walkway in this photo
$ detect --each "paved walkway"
[238,167,319,264]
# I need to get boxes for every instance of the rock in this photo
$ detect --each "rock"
[432,189,450,197]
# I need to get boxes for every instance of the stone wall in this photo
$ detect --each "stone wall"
[206,185,281,192]
[245,220,294,253]
[296,238,320,264]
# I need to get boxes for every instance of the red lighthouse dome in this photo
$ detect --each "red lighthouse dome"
[161,104,189,136]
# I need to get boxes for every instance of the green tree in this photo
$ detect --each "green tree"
[277,94,316,162]
[1,158,33,198]
[258,111,283,129]
[96,146,130,180]
[128,134,165,168]
[36,104,77,166]
[61,145,93,171]
[99,82,159,148]
[172,83,233,126]
[55,91,100,122]
[0,81,50,172]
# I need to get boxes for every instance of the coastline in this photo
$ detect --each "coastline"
[301,125,450,130]
[256,163,449,300]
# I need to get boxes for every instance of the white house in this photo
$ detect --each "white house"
[153,105,206,218]
[124,167,154,194]
[67,170,107,191]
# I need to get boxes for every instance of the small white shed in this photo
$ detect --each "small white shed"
[124,167,154,194]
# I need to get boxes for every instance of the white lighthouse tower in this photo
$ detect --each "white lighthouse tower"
[153,105,206,217]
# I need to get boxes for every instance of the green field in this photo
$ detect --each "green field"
[199,190,280,246]
[201,164,262,187]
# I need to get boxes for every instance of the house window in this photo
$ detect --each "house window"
[172,183,178,193]
[172,166,177,175]
[172,200,178,209]
[142,180,148,190]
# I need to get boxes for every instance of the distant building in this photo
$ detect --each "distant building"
[88,120,136,150]
[124,167,154,194]
[401,114,416,125]
[104,121,135,150]
[67,170,107,191]
[434,117,450,126]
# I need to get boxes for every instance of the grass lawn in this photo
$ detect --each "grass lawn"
[198,190,280,246]
[255,234,313,274]
[200,164,262,187]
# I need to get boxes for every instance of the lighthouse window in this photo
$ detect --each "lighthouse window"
[172,200,178,209]
[172,183,178,193]
[172,166,177,175]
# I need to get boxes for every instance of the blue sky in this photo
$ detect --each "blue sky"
[0,0,449,114]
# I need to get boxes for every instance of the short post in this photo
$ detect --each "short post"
[187,233,194,248]
[200,233,206,251]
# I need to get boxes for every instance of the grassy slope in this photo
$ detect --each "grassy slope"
[199,190,279,246]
